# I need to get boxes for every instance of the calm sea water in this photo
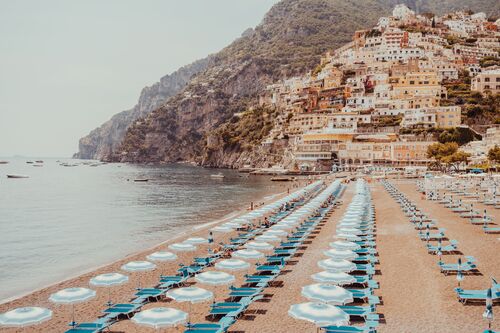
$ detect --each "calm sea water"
[0,158,284,302]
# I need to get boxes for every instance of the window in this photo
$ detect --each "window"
[485,77,490,82]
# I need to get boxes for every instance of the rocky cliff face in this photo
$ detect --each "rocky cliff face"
[80,0,500,165]
[74,57,212,160]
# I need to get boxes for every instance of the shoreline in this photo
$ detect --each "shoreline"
[0,187,290,307]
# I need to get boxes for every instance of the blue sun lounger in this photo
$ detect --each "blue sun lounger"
[102,303,141,319]
[64,321,112,333]
[184,316,235,332]
[323,321,378,333]
[337,305,376,318]
[454,288,500,304]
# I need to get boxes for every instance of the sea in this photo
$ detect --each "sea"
[0,158,285,302]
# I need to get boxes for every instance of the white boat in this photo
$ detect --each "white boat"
[210,173,225,179]
[7,174,29,179]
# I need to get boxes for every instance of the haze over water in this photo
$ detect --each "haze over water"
[0,159,284,302]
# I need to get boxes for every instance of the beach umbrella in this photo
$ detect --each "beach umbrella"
[195,271,235,286]
[0,307,52,330]
[147,251,178,262]
[245,241,274,251]
[336,227,363,235]
[271,224,294,230]
[232,249,264,260]
[317,259,356,273]
[255,234,281,243]
[333,234,362,242]
[323,249,358,261]
[166,287,213,320]
[121,261,157,289]
[330,241,361,251]
[301,284,353,305]
[223,222,243,229]
[211,226,233,233]
[265,229,288,237]
[456,258,463,287]
[288,302,349,328]
[89,273,129,305]
[184,237,208,245]
[311,271,356,286]
[168,243,196,252]
[215,259,250,272]
[49,287,96,327]
[483,288,493,329]
[132,307,187,330]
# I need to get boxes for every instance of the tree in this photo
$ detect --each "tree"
[427,142,470,171]
[488,145,500,164]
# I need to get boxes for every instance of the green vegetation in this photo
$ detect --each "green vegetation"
[427,142,471,171]
[480,56,500,68]
[488,145,500,164]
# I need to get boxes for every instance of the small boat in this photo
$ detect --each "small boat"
[134,178,149,182]
[210,173,225,179]
[35,160,44,163]
[7,174,29,179]
[271,177,294,182]
[26,161,34,164]
[0,161,8,164]
[32,164,43,167]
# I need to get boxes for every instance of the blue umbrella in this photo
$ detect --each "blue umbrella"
[49,287,96,327]
[132,307,187,330]
[288,302,349,328]
[232,249,264,260]
[483,288,493,329]
[0,307,52,330]
[214,259,250,271]
[195,271,235,286]
[301,284,353,305]
[89,273,128,305]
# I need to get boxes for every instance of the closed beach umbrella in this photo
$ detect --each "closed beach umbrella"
[147,251,178,262]
[195,271,235,286]
[0,307,52,329]
[232,249,264,260]
[330,241,361,251]
[246,241,274,251]
[215,259,250,271]
[49,287,96,327]
[184,237,208,245]
[483,288,493,329]
[323,249,358,260]
[311,271,356,285]
[302,284,353,305]
[318,259,356,273]
[288,302,349,327]
[255,234,281,243]
[168,243,196,252]
[89,273,129,305]
[132,307,187,330]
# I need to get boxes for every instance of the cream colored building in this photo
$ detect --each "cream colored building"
[471,68,500,94]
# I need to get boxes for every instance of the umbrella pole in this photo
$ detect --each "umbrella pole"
[72,304,75,327]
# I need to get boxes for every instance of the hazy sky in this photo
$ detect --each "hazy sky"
[0,0,279,157]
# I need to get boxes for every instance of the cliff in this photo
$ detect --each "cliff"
[78,0,500,165]
[74,57,212,160]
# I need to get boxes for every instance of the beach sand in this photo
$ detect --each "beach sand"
[1,177,498,332]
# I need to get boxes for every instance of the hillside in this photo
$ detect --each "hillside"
[77,0,500,164]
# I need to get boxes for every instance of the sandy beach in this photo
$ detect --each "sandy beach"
[1,177,498,333]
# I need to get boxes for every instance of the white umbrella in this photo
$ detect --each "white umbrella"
[0,307,52,330]
[168,243,196,252]
[147,251,178,262]
[132,307,187,330]
[195,271,235,286]
[301,283,353,305]
[121,261,156,289]
[211,226,233,233]
[245,241,274,251]
[184,237,208,245]
[311,271,356,285]
[232,249,264,260]
[337,228,363,235]
[333,234,362,242]
[265,229,288,237]
[214,259,250,271]
[317,259,356,273]
[288,302,349,327]
[89,273,129,305]
[49,287,96,327]
[255,235,281,243]
[166,287,213,320]
[330,241,361,251]
[323,249,358,260]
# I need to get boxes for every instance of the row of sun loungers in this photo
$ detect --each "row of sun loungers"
[63,182,328,333]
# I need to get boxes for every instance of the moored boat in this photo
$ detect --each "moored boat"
[210,173,225,179]
[7,174,29,179]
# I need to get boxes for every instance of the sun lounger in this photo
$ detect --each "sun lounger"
[337,305,376,318]
[323,321,378,333]
[438,262,477,275]
[184,316,235,332]
[102,303,141,319]
[483,225,500,233]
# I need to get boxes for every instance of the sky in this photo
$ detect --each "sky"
[0,0,280,157]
